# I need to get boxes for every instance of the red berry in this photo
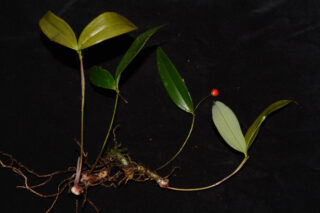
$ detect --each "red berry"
[210,88,219,97]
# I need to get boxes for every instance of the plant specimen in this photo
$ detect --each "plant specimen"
[0,10,293,212]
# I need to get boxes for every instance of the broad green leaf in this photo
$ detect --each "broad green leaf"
[156,47,194,113]
[78,12,137,50]
[115,25,164,87]
[212,101,247,155]
[39,11,78,50]
[88,66,116,90]
[245,100,293,149]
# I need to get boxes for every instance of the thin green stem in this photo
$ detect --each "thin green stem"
[166,156,249,191]
[156,112,195,171]
[90,90,120,173]
[194,94,211,112]
[78,51,85,173]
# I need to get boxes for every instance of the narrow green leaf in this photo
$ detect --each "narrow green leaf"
[78,12,137,50]
[88,66,116,90]
[245,100,293,149]
[39,11,78,50]
[115,25,164,87]
[156,47,194,113]
[212,101,247,155]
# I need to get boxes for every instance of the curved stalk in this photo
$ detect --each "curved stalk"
[78,51,85,173]
[194,94,211,112]
[166,156,249,191]
[156,112,195,171]
[155,94,211,171]
[90,90,120,173]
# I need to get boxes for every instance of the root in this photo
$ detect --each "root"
[76,199,79,213]
[0,151,75,178]
[0,151,74,198]
[46,177,73,213]
[87,199,100,213]
[1,127,177,212]
[164,166,180,179]
[0,151,75,212]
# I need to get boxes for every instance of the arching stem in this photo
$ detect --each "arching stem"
[155,94,211,171]
[166,156,249,191]
[90,90,120,173]
[194,94,211,112]
[156,112,195,171]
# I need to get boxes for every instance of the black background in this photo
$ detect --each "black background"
[1,0,319,212]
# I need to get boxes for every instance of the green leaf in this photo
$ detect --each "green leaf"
[245,100,293,149]
[212,101,247,155]
[88,66,116,90]
[39,11,78,50]
[115,25,164,87]
[156,47,194,113]
[78,12,137,50]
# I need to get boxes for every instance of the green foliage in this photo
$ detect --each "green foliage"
[115,25,164,87]
[78,12,137,50]
[212,100,293,156]
[156,47,194,113]
[39,11,78,50]
[88,26,162,92]
[212,101,247,155]
[39,11,137,51]
[88,66,116,91]
[245,100,293,148]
